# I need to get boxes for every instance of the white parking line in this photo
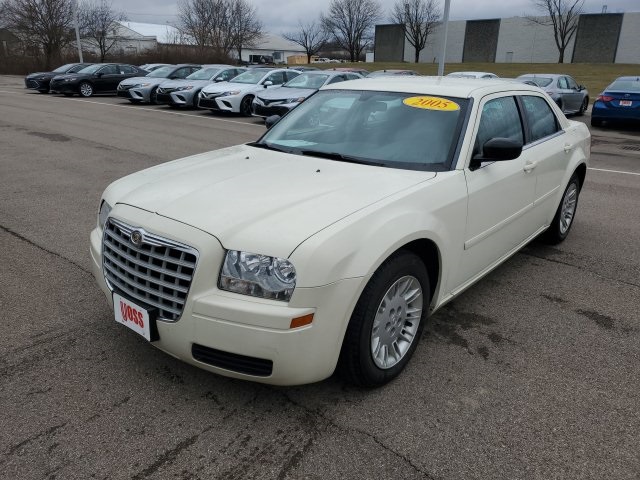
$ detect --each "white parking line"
[0,89,263,129]
[588,167,640,176]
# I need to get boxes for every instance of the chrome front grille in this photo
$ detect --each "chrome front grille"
[158,87,177,94]
[102,218,198,321]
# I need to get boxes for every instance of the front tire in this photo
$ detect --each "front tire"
[240,95,254,116]
[79,81,93,97]
[149,87,158,105]
[578,97,588,116]
[338,250,429,387]
[542,174,581,244]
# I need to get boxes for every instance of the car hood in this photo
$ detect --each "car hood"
[257,87,315,101]
[201,82,257,94]
[27,71,56,78]
[120,76,165,87]
[159,79,212,89]
[105,144,435,258]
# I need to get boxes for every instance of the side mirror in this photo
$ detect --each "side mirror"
[214,77,224,82]
[578,84,585,91]
[470,137,522,170]
[265,115,281,129]
[263,80,273,88]
[95,72,103,78]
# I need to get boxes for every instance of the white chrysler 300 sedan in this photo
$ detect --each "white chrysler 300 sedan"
[90,77,590,387]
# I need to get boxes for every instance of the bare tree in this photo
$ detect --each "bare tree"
[528,0,584,63]
[177,0,216,54]
[78,0,125,61]
[227,0,262,63]
[284,20,329,63]
[390,0,440,63]
[1,0,75,69]
[321,0,381,62]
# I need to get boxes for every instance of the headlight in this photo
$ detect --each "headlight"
[98,200,112,229]
[219,250,296,301]
[220,90,241,96]
[64,77,76,82]
[175,85,193,91]
[133,83,151,88]
[287,97,305,103]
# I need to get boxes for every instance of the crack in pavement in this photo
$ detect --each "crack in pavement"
[0,223,92,277]
[520,251,640,290]
[131,425,213,480]
[4,423,67,458]
[281,391,439,480]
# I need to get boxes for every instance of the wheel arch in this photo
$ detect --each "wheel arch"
[574,162,587,191]
[393,238,441,308]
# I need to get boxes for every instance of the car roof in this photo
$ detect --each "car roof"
[199,64,237,68]
[518,73,563,79]
[613,76,640,81]
[322,76,543,98]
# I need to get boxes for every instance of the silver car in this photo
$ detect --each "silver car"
[117,64,202,104]
[198,68,300,116]
[516,74,589,115]
[252,70,362,118]
[156,65,247,108]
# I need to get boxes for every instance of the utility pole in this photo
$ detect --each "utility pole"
[437,0,450,76]
[73,0,83,62]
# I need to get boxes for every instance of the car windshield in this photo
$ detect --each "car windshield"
[231,70,268,84]
[187,68,221,80]
[53,64,75,73]
[519,76,553,87]
[608,79,640,92]
[147,66,175,78]
[78,64,103,74]
[283,73,329,89]
[257,90,468,171]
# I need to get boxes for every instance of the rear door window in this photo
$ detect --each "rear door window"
[520,96,560,143]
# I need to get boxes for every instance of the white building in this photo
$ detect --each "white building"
[235,33,305,64]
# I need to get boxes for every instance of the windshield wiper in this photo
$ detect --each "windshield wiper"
[299,150,386,167]
[247,142,293,154]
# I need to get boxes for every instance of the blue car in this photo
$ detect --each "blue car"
[591,76,640,127]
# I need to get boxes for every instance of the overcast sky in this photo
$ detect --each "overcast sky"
[113,0,639,35]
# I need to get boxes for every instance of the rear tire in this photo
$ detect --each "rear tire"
[578,97,588,116]
[542,174,581,245]
[338,250,429,387]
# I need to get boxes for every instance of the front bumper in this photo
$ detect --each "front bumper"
[127,87,153,103]
[198,94,238,112]
[90,204,361,385]
[253,103,294,117]
[25,78,49,90]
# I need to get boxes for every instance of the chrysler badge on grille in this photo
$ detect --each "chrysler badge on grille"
[130,230,144,246]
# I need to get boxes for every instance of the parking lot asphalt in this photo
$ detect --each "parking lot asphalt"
[0,75,639,480]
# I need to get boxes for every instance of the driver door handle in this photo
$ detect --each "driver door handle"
[564,143,574,153]
[523,160,537,173]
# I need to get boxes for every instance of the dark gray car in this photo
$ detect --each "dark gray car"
[516,74,589,115]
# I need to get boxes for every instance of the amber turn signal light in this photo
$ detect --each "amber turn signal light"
[290,313,314,329]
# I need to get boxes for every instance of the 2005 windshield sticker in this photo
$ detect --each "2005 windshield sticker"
[403,96,460,111]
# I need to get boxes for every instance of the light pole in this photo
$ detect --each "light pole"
[437,0,450,76]
[73,0,83,62]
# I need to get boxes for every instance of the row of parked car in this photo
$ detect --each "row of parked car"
[24,63,639,127]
